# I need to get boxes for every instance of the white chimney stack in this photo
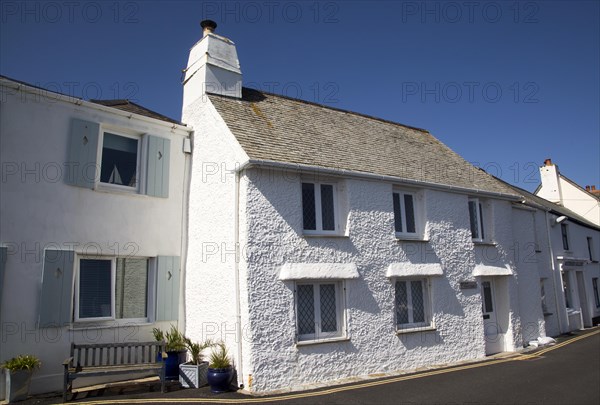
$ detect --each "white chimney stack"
[538,158,563,204]
[182,20,242,112]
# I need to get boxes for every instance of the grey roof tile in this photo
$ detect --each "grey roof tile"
[208,88,521,198]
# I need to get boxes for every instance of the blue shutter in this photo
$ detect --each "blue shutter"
[39,250,75,327]
[66,119,100,188]
[156,256,180,321]
[146,136,170,198]
[0,247,7,308]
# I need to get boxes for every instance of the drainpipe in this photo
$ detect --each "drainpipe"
[544,210,564,334]
[179,133,192,335]
[234,169,245,388]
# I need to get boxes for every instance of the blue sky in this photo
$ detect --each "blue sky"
[1,0,598,192]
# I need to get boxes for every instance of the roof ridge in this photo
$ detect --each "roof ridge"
[208,87,431,134]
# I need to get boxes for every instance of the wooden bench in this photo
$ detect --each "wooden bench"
[63,341,166,402]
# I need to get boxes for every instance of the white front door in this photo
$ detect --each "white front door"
[481,278,504,354]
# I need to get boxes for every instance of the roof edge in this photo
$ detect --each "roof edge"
[239,159,524,201]
[0,75,190,134]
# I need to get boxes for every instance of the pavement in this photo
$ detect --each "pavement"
[14,327,600,405]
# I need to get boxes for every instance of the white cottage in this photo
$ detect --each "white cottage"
[2,22,597,398]
[181,23,548,393]
[0,76,191,395]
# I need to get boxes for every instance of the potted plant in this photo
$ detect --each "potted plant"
[152,325,187,380]
[179,337,213,388]
[1,354,41,403]
[206,342,234,393]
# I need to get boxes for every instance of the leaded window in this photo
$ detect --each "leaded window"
[395,278,431,329]
[296,281,345,341]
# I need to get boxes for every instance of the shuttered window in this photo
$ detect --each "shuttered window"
[66,118,170,198]
[39,252,178,325]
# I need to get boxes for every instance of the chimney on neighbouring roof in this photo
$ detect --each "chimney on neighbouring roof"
[586,185,591,191]
[201,20,217,37]
[182,20,242,113]
[538,157,563,204]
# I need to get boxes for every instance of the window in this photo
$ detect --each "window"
[295,281,345,342]
[540,279,549,314]
[562,272,571,309]
[66,118,171,197]
[468,199,485,241]
[561,223,569,250]
[302,182,337,234]
[395,278,432,330]
[592,278,600,308]
[393,191,417,236]
[587,237,595,261]
[100,132,139,189]
[76,257,149,321]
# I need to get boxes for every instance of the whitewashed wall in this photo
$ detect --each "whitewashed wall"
[182,96,252,387]
[0,85,190,394]
[239,168,526,393]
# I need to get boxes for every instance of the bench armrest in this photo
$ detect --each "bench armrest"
[63,356,74,367]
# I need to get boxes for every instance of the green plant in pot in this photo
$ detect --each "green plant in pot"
[1,354,41,402]
[152,325,187,380]
[178,337,214,388]
[206,342,234,393]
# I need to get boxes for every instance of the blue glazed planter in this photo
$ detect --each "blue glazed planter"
[206,367,233,393]
[158,350,187,380]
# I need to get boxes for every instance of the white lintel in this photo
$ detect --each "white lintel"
[473,264,513,277]
[278,263,359,281]
[386,263,443,278]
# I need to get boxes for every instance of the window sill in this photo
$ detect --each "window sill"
[395,325,436,335]
[68,320,152,331]
[473,240,497,247]
[303,232,349,238]
[296,336,350,346]
[395,236,429,243]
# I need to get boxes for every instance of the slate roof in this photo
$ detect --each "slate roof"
[90,99,183,125]
[499,179,600,231]
[208,88,522,198]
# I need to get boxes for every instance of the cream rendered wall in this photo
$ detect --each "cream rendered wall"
[0,86,190,394]
[239,168,526,393]
[558,179,600,226]
[548,217,600,328]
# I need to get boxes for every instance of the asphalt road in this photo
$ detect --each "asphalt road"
[21,328,600,404]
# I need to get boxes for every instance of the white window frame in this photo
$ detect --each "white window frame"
[74,255,153,324]
[394,277,433,331]
[97,129,143,194]
[468,198,486,242]
[587,237,595,261]
[301,181,340,236]
[393,190,419,238]
[593,278,600,308]
[294,280,346,343]
[560,223,570,251]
